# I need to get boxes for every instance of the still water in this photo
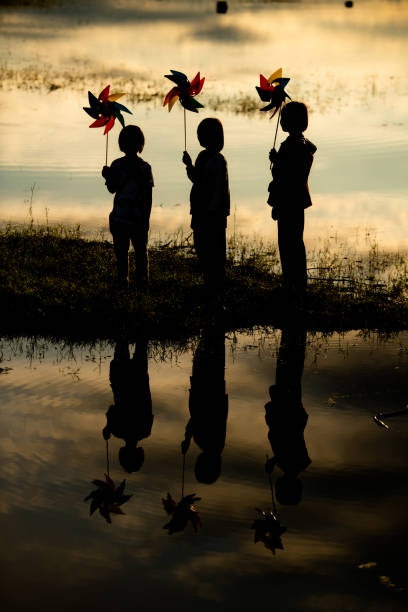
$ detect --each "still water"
[1,0,408,248]
[1,329,408,611]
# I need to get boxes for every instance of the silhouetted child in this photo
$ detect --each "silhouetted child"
[102,125,153,289]
[265,327,311,505]
[181,324,228,484]
[102,336,153,473]
[182,118,230,293]
[268,102,316,292]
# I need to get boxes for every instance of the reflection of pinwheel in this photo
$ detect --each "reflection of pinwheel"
[84,473,132,524]
[83,85,132,134]
[162,492,202,534]
[252,508,286,555]
[163,70,205,150]
[255,68,291,116]
[163,70,205,113]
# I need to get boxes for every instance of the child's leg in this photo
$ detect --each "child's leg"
[194,220,226,293]
[112,230,130,283]
[278,210,306,290]
[130,227,149,288]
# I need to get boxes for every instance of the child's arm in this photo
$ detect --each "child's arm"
[182,151,196,182]
[269,148,278,165]
[101,161,121,194]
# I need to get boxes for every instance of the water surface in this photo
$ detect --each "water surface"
[1,329,408,611]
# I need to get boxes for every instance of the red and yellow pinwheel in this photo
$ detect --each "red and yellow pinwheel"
[255,68,291,116]
[83,84,132,135]
[163,70,205,150]
[163,70,205,113]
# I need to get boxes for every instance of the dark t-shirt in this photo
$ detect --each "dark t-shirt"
[270,135,316,212]
[105,155,154,226]
[188,150,230,224]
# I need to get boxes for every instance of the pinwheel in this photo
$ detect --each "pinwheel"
[252,508,286,555]
[83,473,132,524]
[162,492,202,534]
[256,68,291,150]
[163,69,205,149]
[256,68,291,116]
[83,85,132,164]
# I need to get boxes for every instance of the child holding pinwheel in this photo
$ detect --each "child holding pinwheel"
[268,102,316,293]
[102,125,154,290]
[182,118,230,294]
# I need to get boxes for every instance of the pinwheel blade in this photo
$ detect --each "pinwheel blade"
[88,91,99,107]
[104,116,115,134]
[83,106,101,119]
[256,86,273,102]
[168,94,179,111]
[98,85,110,102]
[259,74,270,90]
[113,102,132,114]
[165,70,189,87]
[181,96,203,113]
[272,77,290,90]
[108,92,125,102]
[267,68,282,84]
[89,117,109,128]
[163,87,178,107]
[115,110,125,128]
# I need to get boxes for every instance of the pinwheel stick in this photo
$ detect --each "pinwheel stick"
[106,439,110,477]
[181,452,186,498]
[105,132,109,166]
[184,108,187,151]
[266,454,277,514]
[273,106,282,150]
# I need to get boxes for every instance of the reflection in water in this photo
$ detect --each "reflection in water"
[182,322,228,484]
[103,335,153,473]
[253,326,310,553]
[265,326,310,504]
[83,473,132,525]
[162,492,202,535]
[162,320,227,534]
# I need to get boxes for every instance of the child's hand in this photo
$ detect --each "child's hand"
[182,151,192,167]
[101,165,110,178]
[269,148,278,163]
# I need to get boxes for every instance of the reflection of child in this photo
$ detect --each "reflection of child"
[102,125,154,289]
[182,118,230,293]
[102,338,153,473]
[268,102,316,292]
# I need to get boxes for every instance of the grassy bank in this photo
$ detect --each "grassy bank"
[0,224,407,341]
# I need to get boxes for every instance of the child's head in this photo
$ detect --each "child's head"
[194,451,222,484]
[280,102,308,134]
[275,474,303,505]
[197,117,224,152]
[119,445,145,473]
[119,125,145,155]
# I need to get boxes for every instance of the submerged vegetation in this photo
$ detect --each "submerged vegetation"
[0,223,407,341]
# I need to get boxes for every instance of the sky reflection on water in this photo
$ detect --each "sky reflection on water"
[0,0,408,248]
[1,330,408,610]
